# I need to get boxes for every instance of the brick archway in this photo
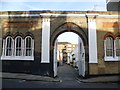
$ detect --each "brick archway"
[50,22,89,77]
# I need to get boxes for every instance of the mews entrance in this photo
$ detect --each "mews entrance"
[50,22,89,77]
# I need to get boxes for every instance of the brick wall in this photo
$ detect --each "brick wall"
[89,16,120,75]
[0,11,119,76]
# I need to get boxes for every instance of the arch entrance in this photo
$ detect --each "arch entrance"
[50,22,89,77]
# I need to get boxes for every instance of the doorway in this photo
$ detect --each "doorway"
[50,22,88,78]
[53,32,85,78]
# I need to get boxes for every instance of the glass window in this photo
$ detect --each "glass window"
[15,36,22,56]
[106,37,113,56]
[1,35,34,60]
[116,37,120,56]
[25,36,32,56]
[6,36,13,56]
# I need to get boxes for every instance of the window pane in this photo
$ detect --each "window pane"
[106,37,113,56]
[6,37,12,56]
[26,37,31,48]
[19,38,21,47]
[25,37,32,56]
[16,38,21,48]
[26,38,29,47]
[116,37,120,56]
[16,37,22,56]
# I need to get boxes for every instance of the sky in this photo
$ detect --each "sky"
[57,32,79,44]
[1,1,106,11]
[0,0,107,44]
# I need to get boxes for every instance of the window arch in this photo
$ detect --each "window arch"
[115,37,120,56]
[25,36,34,56]
[5,36,13,56]
[15,36,23,56]
[104,32,114,40]
[106,37,114,57]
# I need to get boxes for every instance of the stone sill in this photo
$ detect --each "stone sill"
[1,56,34,61]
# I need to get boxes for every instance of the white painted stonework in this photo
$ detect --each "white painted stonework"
[1,56,34,61]
[41,17,50,63]
[87,16,98,63]
[0,14,119,18]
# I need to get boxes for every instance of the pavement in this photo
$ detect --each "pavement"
[76,75,120,83]
[0,63,120,83]
[0,72,61,82]
[0,72,120,83]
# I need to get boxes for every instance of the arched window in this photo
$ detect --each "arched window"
[106,37,114,57]
[104,33,120,61]
[15,36,23,56]
[5,36,13,56]
[115,37,120,56]
[25,36,33,56]
[1,34,34,60]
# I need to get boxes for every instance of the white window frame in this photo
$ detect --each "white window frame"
[5,36,12,56]
[104,37,120,61]
[15,36,23,56]
[24,36,34,60]
[1,36,34,61]
[1,36,14,57]
[115,37,120,60]
[1,39,5,57]
[106,37,114,56]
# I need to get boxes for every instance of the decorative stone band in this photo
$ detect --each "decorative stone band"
[0,14,119,18]
[0,14,39,17]
[98,15,119,18]
[40,13,85,17]
[103,22,120,28]
[2,22,37,28]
